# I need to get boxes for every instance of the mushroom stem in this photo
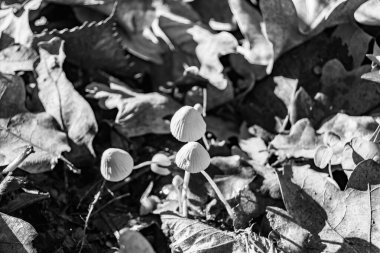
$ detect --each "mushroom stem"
[200,170,235,218]
[133,161,161,170]
[182,171,191,217]
[328,161,333,179]
[370,124,380,142]
[202,135,210,150]
[202,88,207,116]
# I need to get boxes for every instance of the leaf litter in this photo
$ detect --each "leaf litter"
[1,0,380,252]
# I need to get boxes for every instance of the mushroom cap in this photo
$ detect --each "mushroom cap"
[170,106,206,142]
[175,142,210,173]
[151,153,171,176]
[101,148,134,182]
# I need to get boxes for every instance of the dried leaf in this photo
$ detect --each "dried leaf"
[320,59,380,115]
[0,73,70,173]
[33,14,145,77]
[354,0,380,26]
[313,145,333,168]
[0,45,38,74]
[259,0,366,63]
[36,37,97,154]
[270,161,380,252]
[332,23,372,68]
[0,212,37,253]
[86,82,181,137]
[161,213,279,253]
[117,228,156,253]
[189,0,234,31]
[228,0,273,68]
[270,118,320,159]
[157,11,237,90]
[0,191,50,213]
[0,0,41,47]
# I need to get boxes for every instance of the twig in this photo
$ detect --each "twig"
[92,192,130,216]
[77,180,102,209]
[79,180,106,253]
[2,146,34,174]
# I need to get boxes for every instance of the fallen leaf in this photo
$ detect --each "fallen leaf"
[0,44,38,74]
[117,228,156,253]
[161,212,279,252]
[0,212,37,253]
[0,191,50,213]
[341,137,380,177]
[33,13,146,77]
[332,23,372,68]
[270,161,380,252]
[259,0,366,63]
[0,73,71,173]
[156,11,237,90]
[36,37,98,154]
[320,59,380,115]
[228,0,273,68]
[86,82,181,137]
[73,6,164,64]
[270,118,321,159]
[0,0,41,47]
[189,0,235,31]
[354,0,380,26]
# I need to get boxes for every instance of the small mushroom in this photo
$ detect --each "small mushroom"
[101,148,134,182]
[170,105,206,142]
[172,175,184,213]
[150,153,171,176]
[175,142,235,218]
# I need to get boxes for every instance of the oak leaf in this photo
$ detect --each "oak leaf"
[35,37,98,154]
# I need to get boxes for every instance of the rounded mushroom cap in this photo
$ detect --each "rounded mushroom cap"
[175,142,210,173]
[101,148,134,182]
[170,106,206,142]
[151,153,171,176]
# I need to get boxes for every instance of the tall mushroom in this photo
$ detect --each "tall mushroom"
[176,142,235,218]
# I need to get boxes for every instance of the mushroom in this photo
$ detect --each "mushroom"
[175,142,235,218]
[150,153,171,176]
[101,148,134,182]
[170,105,209,149]
[172,175,184,213]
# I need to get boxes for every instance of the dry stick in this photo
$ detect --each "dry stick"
[370,124,380,142]
[0,146,34,200]
[200,170,235,218]
[202,88,207,116]
[79,180,106,253]
[2,145,34,174]
[0,128,80,174]
[92,192,130,216]
[328,161,333,179]
[77,180,102,209]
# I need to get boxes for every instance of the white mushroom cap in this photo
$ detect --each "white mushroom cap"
[101,148,134,182]
[151,153,171,176]
[175,142,210,173]
[170,106,206,142]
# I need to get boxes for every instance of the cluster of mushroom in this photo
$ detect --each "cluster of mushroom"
[170,104,235,218]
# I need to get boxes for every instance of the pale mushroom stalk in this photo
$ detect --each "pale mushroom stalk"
[182,171,191,217]
[370,124,380,142]
[202,88,207,116]
[133,161,162,170]
[202,135,210,150]
[200,170,235,218]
